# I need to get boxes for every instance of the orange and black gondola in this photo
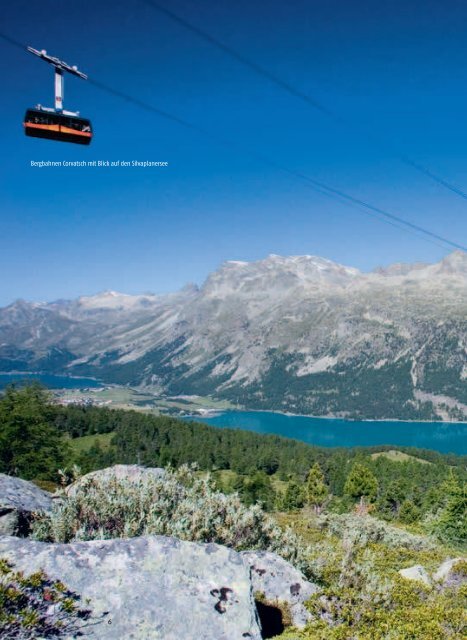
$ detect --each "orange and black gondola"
[24,109,92,145]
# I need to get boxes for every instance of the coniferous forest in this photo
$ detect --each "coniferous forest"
[1,384,465,542]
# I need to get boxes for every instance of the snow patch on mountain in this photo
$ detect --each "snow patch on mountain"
[76,291,160,311]
[296,356,338,376]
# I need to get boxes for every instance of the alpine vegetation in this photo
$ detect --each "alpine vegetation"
[32,465,310,575]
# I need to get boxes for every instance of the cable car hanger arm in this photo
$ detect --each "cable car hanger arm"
[27,46,88,79]
[27,45,88,113]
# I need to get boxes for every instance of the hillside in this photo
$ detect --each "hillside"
[3,464,465,640]
[0,386,465,639]
[0,252,466,420]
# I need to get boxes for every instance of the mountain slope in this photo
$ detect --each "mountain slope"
[1,252,466,420]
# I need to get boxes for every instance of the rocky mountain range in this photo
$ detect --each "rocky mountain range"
[1,251,466,420]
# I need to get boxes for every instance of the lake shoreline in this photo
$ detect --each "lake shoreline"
[185,409,467,455]
[1,372,466,426]
[188,406,467,425]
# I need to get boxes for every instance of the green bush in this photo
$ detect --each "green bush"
[277,507,466,640]
[290,578,467,639]
[32,465,310,575]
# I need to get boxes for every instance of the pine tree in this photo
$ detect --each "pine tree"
[306,462,329,514]
[0,384,69,481]
[432,471,466,544]
[344,463,378,506]
[237,471,276,511]
[380,479,406,518]
[282,480,305,511]
[398,499,420,524]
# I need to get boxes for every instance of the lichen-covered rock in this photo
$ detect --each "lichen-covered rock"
[66,464,166,496]
[0,473,53,536]
[399,564,431,586]
[433,558,466,588]
[241,550,319,628]
[0,534,262,640]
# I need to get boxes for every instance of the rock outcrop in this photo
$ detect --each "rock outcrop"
[0,469,325,638]
[433,558,466,589]
[242,550,318,628]
[0,534,262,640]
[399,559,467,590]
[0,473,52,536]
[399,564,431,586]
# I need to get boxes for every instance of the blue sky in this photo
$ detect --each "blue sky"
[1,0,466,305]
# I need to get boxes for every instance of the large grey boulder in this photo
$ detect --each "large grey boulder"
[0,473,53,536]
[0,534,262,640]
[242,550,318,628]
[65,464,166,496]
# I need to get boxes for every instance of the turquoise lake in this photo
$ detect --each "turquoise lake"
[0,373,102,389]
[1,372,465,454]
[189,410,467,455]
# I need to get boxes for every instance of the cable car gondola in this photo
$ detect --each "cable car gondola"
[24,47,92,145]
[24,108,92,145]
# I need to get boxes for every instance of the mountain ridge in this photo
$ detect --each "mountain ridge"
[1,251,466,421]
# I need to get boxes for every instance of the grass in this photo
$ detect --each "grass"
[212,469,237,484]
[371,450,432,465]
[55,386,235,415]
[68,432,114,454]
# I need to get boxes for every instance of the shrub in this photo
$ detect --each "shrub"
[274,505,464,639]
[295,578,467,640]
[452,559,467,576]
[279,541,466,640]
[32,465,311,575]
[0,558,95,639]
[317,513,435,551]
